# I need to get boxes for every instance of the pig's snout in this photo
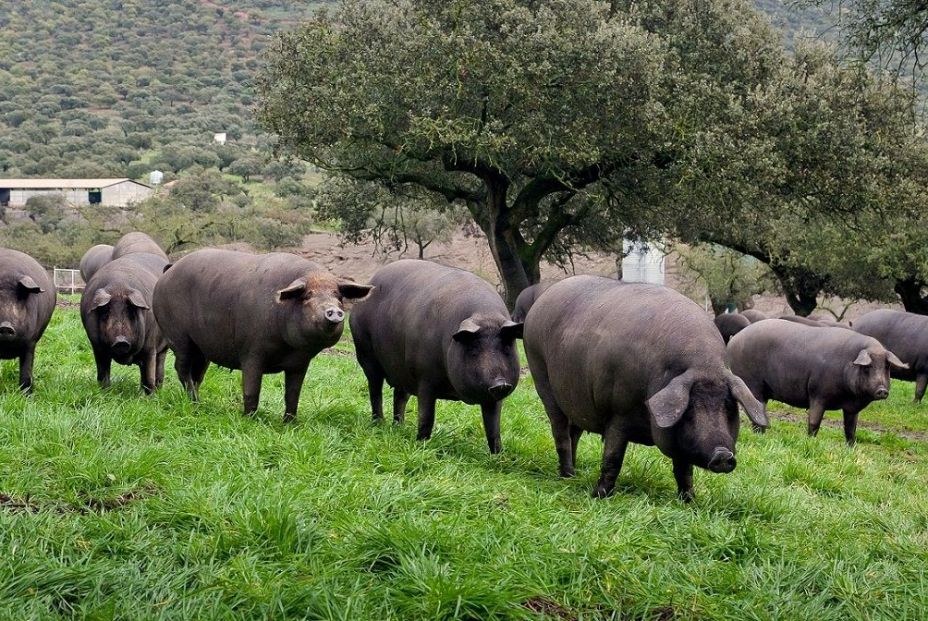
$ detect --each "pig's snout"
[875,386,889,400]
[488,380,514,401]
[0,322,15,337]
[707,447,736,473]
[111,336,131,355]
[324,307,345,324]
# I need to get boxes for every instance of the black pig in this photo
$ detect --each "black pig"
[350,260,523,453]
[81,252,168,393]
[0,249,56,392]
[152,249,371,421]
[524,276,766,501]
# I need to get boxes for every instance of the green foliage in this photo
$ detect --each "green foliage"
[675,244,775,314]
[24,194,68,233]
[318,176,463,259]
[260,0,789,303]
[0,1,327,179]
[0,311,926,617]
[228,156,264,182]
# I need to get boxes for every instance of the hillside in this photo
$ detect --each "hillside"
[0,1,333,180]
[0,0,838,183]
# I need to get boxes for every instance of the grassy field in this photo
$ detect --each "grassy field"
[0,306,925,620]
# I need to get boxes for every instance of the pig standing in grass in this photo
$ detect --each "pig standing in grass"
[852,309,928,403]
[153,249,372,421]
[524,276,767,501]
[112,232,168,261]
[714,313,750,344]
[728,319,906,444]
[79,244,114,282]
[81,252,168,394]
[510,283,550,323]
[0,249,56,392]
[350,260,523,454]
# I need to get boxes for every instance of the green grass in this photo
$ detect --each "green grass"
[0,307,926,620]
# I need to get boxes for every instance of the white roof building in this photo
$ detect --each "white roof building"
[0,178,152,208]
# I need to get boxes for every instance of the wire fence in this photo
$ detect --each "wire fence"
[53,268,84,295]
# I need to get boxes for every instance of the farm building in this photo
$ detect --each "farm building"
[0,178,152,208]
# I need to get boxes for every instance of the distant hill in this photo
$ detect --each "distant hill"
[0,0,838,182]
[0,1,334,180]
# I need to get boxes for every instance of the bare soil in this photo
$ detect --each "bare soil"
[295,230,894,321]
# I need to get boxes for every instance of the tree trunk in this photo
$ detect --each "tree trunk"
[480,178,540,308]
[772,265,821,317]
[894,278,928,314]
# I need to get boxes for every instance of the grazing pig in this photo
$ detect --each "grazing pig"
[81,252,168,394]
[780,315,850,329]
[79,244,114,282]
[740,309,768,323]
[714,313,750,344]
[510,283,550,323]
[0,249,56,392]
[112,232,168,261]
[728,320,906,444]
[350,260,523,454]
[524,276,767,501]
[152,249,372,421]
[852,309,928,402]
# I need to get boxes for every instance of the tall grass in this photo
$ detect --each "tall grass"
[0,307,924,619]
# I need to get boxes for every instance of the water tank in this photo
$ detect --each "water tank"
[149,170,164,185]
[622,240,665,285]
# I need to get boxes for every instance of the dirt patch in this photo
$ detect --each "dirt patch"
[0,484,157,515]
[296,231,619,291]
[320,347,353,358]
[769,410,928,441]
[522,597,576,620]
[55,298,80,309]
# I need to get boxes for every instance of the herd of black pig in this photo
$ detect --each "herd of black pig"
[0,233,923,502]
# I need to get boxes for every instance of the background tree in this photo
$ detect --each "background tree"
[318,177,463,259]
[674,244,775,316]
[259,0,798,305]
[228,156,263,182]
[661,42,920,315]
[24,194,68,233]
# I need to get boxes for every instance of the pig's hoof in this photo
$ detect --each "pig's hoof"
[677,489,695,503]
[282,413,296,423]
[592,484,614,499]
[558,469,575,479]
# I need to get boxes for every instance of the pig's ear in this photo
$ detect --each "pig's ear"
[126,289,150,310]
[17,276,43,294]
[853,349,873,367]
[886,351,908,370]
[338,281,374,300]
[500,320,523,340]
[90,288,112,311]
[647,372,693,428]
[453,318,481,343]
[277,278,307,302]
[726,371,768,428]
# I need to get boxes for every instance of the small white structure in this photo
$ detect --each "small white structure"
[53,268,84,294]
[213,132,227,145]
[0,178,152,208]
[149,170,164,185]
[622,239,665,285]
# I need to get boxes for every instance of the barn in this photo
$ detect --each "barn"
[0,178,152,208]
